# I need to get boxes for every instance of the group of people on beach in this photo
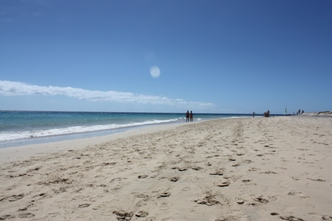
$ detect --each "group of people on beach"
[254,109,305,117]
[297,109,304,115]
[185,110,193,122]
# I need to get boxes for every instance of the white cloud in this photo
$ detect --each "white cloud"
[0,80,214,108]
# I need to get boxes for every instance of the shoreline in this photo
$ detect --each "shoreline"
[0,117,241,162]
[0,111,284,145]
[0,122,184,163]
[0,121,184,149]
[1,116,331,220]
[0,116,250,149]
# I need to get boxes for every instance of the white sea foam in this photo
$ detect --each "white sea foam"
[0,118,180,142]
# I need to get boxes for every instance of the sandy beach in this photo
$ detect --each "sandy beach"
[0,116,331,221]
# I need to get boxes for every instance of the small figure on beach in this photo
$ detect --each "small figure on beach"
[301,110,304,114]
[264,110,270,117]
[186,110,190,122]
[298,109,301,115]
[190,111,193,122]
[253,112,255,117]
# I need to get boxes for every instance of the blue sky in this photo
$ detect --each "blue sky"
[1,0,331,114]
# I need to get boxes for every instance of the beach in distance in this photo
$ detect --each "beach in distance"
[0,115,331,220]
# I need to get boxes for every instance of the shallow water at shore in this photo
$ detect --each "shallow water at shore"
[0,111,264,148]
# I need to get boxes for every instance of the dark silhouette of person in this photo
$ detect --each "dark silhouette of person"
[186,110,189,122]
[253,112,255,117]
[264,110,270,117]
[190,111,193,122]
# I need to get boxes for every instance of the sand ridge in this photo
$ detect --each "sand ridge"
[0,117,331,220]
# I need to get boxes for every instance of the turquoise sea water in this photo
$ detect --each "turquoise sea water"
[0,111,267,148]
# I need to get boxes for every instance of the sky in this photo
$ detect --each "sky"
[0,0,331,114]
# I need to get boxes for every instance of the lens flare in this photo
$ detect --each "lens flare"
[150,66,160,78]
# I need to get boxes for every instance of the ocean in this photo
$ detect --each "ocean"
[0,111,259,148]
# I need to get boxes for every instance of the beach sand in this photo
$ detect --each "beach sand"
[0,116,331,221]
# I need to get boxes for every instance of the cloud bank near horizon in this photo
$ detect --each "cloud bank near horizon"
[0,80,214,108]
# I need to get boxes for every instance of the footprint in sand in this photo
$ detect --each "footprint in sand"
[138,175,148,179]
[236,197,245,204]
[169,177,179,182]
[290,176,300,181]
[216,181,230,187]
[27,166,42,173]
[53,186,67,194]
[210,170,224,176]
[194,197,219,206]
[136,199,148,207]
[18,213,35,218]
[135,211,149,218]
[18,203,34,212]
[33,193,46,198]
[267,195,279,201]
[322,215,332,220]
[181,186,191,191]
[253,196,269,204]
[110,177,122,183]
[308,178,326,182]
[215,216,237,221]
[287,190,309,199]
[279,215,304,221]
[158,192,171,198]
[260,171,277,174]
[101,162,116,166]
[0,215,15,220]
[135,193,149,199]
[113,210,133,220]
[191,166,203,171]
[248,167,259,172]
[5,194,24,202]
[78,204,91,208]
[178,167,187,171]
[172,166,187,172]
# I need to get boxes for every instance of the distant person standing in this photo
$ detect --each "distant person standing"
[186,110,190,122]
[253,112,255,117]
[190,111,193,122]
[264,110,270,117]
